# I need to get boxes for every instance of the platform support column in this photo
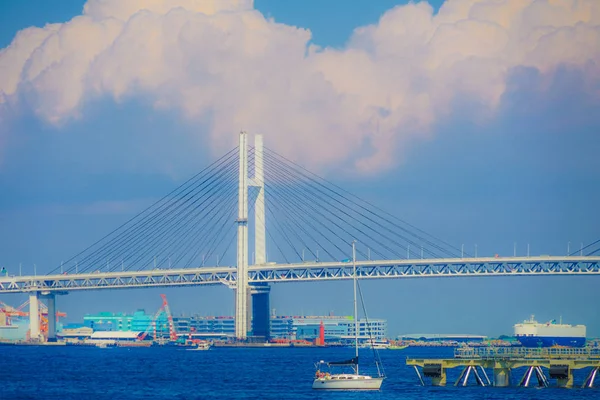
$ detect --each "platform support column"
[519,366,535,387]
[534,366,549,387]
[493,368,511,387]
[583,367,599,388]
[28,291,41,341]
[413,366,425,386]
[424,364,445,386]
[557,370,574,388]
[431,371,447,387]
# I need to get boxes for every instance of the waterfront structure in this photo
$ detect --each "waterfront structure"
[0,316,28,341]
[399,334,487,343]
[272,315,387,342]
[74,311,387,342]
[408,346,600,388]
[189,316,235,337]
[82,311,235,337]
[84,331,146,346]
[57,325,93,342]
[83,310,158,334]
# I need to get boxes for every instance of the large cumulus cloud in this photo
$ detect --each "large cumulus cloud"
[0,0,599,172]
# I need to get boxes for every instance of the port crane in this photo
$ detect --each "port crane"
[139,294,178,342]
[0,300,66,336]
[0,300,27,324]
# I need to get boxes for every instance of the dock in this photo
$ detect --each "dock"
[407,346,600,388]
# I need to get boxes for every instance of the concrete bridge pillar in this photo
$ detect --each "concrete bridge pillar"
[46,294,57,342]
[250,283,271,340]
[493,368,511,387]
[28,292,41,341]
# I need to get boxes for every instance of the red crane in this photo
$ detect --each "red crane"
[160,294,178,342]
[139,294,178,342]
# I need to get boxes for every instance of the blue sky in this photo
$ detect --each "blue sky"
[0,0,599,338]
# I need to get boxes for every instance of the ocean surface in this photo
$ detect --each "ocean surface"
[0,345,597,399]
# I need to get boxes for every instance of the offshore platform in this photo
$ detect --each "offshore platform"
[408,346,600,388]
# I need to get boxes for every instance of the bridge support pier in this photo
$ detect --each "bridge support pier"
[28,291,41,342]
[250,283,270,341]
[45,293,57,342]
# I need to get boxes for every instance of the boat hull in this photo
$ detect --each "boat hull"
[187,345,210,351]
[516,336,586,348]
[312,376,383,390]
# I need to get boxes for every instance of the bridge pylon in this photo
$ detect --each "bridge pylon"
[235,131,268,340]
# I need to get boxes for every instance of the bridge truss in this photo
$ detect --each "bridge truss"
[1,256,598,293]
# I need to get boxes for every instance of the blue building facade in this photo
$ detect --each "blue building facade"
[80,312,387,341]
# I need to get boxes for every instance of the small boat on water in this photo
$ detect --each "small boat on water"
[361,339,391,350]
[187,341,211,351]
[312,241,385,390]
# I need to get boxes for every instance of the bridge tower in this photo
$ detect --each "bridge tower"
[235,132,270,340]
[235,132,249,339]
[248,134,270,340]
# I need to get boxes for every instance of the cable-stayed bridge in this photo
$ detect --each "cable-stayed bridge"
[1,132,599,341]
[1,256,599,292]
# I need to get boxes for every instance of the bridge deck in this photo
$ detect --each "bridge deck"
[0,256,599,293]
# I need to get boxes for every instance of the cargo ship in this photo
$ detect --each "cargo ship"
[514,315,586,348]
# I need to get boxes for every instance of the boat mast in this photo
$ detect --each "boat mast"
[352,240,359,375]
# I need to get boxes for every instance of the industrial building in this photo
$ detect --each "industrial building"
[84,310,161,334]
[272,315,387,341]
[81,311,386,341]
[2,293,387,343]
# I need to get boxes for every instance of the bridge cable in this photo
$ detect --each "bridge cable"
[261,153,391,260]
[569,238,600,256]
[262,151,408,260]
[57,149,239,273]
[264,147,463,258]
[127,163,238,270]
[263,148,446,259]
[90,157,237,272]
[48,147,238,274]
[262,149,446,260]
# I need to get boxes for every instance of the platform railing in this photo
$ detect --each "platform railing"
[454,346,600,360]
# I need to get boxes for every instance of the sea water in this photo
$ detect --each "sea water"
[0,346,597,399]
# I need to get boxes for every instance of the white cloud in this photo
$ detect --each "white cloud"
[0,0,599,173]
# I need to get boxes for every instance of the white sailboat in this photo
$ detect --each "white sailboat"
[312,241,385,390]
